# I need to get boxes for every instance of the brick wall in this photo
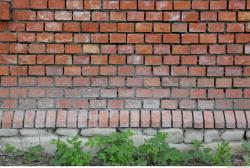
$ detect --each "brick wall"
[0,0,250,128]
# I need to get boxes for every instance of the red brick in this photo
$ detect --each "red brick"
[238,12,250,21]
[110,12,126,21]
[23,110,35,128]
[130,110,140,127]
[210,1,227,10]
[2,111,13,128]
[127,34,143,43]
[154,23,170,32]
[0,2,10,20]
[174,1,191,10]
[189,23,206,32]
[227,44,243,54]
[163,34,180,43]
[64,22,81,32]
[12,0,29,8]
[31,0,47,9]
[145,56,162,65]
[135,23,152,32]
[10,66,27,76]
[101,45,117,54]
[37,11,54,21]
[127,11,144,21]
[204,110,214,128]
[172,110,182,128]
[219,12,236,21]
[224,110,236,128]
[36,33,53,42]
[139,1,155,10]
[56,110,67,127]
[154,45,170,55]
[141,110,150,127]
[13,110,24,128]
[151,110,161,128]
[227,23,244,32]
[235,110,247,128]
[246,111,250,128]
[136,44,152,54]
[49,0,65,9]
[0,33,17,42]
[67,110,77,128]
[45,22,63,32]
[120,1,137,10]
[66,0,83,9]
[92,12,109,21]
[156,1,172,10]
[0,66,9,75]
[100,23,116,32]
[193,111,204,128]
[201,11,217,21]
[161,100,177,109]
[172,23,187,32]
[99,110,109,127]
[0,55,17,65]
[164,12,180,21]
[229,0,245,9]
[29,66,45,76]
[218,34,234,44]
[236,34,250,43]
[120,110,129,127]
[35,110,46,128]
[214,111,225,128]
[191,45,207,54]
[103,0,119,9]
[182,12,199,22]
[109,110,119,127]
[182,34,198,44]
[192,1,209,9]
[12,10,36,21]
[172,45,190,54]
[45,110,56,128]
[10,44,27,54]
[78,110,88,128]
[182,110,193,128]
[146,12,162,21]
[84,0,101,9]
[161,110,171,127]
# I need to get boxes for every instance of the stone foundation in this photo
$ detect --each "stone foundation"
[0,128,249,155]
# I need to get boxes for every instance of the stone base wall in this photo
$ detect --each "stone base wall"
[0,128,249,155]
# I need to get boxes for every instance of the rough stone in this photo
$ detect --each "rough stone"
[0,137,22,151]
[80,128,116,136]
[20,129,52,136]
[246,131,250,139]
[55,128,79,136]
[130,135,151,147]
[160,128,183,143]
[120,128,142,135]
[221,130,244,141]
[169,143,193,152]
[0,129,19,136]
[184,130,203,143]
[142,128,157,136]
[204,130,221,143]
[21,135,58,154]
[171,142,247,155]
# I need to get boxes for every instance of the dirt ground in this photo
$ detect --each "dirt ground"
[0,154,246,166]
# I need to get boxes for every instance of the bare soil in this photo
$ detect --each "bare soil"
[0,154,246,166]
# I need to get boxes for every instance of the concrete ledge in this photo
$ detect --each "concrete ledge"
[0,128,249,154]
[0,110,249,129]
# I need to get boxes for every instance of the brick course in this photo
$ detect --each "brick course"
[0,0,249,128]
